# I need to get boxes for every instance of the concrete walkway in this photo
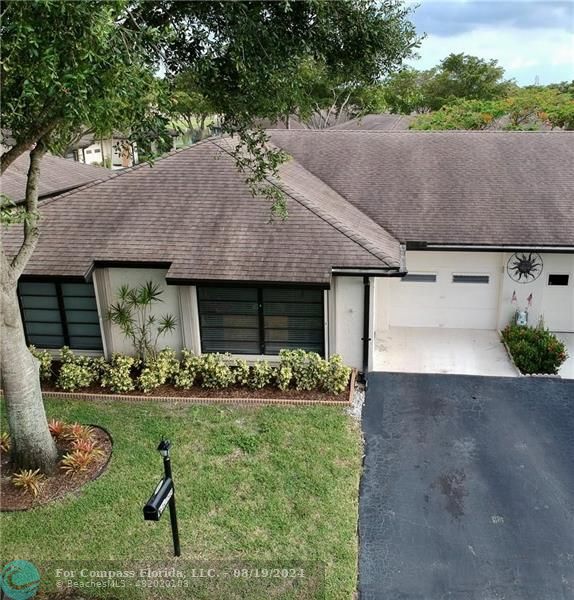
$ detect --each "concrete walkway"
[374,327,517,377]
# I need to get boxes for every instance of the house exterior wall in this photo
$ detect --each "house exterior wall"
[498,252,574,332]
[374,250,574,336]
[331,276,365,370]
[95,267,183,356]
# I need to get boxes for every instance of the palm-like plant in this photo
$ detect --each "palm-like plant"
[107,281,177,361]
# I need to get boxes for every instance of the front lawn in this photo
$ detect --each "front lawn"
[0,398,362,599]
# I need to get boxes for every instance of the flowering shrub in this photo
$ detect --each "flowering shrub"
[322,355,352,394]
[100,354,136,393]
[199,353,235,388]
[249,360,273,389]
[56,347,99,391]
[29,345,53,381]
[137,348,179,392]
[174,349,201,389]
[502,324,568,374]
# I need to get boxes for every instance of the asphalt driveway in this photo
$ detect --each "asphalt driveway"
[359,373,574,600]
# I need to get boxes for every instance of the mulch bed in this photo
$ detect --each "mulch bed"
[41,381,350,403]
[0,426,112,512]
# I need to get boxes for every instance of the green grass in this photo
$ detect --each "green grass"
[1,399,362,599]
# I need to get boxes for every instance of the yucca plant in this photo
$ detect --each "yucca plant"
[0,432,11,453]
[107,281,177,361]
[11,469,44,497]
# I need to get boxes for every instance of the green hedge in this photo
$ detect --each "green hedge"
[29,347,353,396]
[501,324,568,375]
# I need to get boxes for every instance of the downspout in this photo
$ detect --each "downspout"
[361,276,370,380]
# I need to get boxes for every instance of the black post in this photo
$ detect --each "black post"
[361,276,371,379]
[162,451,181,557]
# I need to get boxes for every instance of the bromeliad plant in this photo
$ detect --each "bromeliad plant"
[107,281,177,361]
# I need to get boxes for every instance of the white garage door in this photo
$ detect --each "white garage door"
[388,252,502,329]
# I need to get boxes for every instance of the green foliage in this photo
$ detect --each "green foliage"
[233,359,251,387]
[198,353,236,389]
[410,88,574,131]
[173,349,201,389]
[410,98,507,130]
[279,349,326,391]
[100,354,136,393]
[248,360,273,390]
[137,348,179,393]
[383,53,513,115]
[502,324,568,375]
[29,345,53,382]
[323,355,353,395]
[107,281,177,361]
[56,347,99,391]
[275,365,294,392]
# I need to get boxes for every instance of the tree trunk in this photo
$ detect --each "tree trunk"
[0,282,58,473]
[1,142,58,473]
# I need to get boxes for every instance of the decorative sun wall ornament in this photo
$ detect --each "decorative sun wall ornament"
[507,252,543,283]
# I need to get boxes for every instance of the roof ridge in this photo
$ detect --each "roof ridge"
[212,138,399,267]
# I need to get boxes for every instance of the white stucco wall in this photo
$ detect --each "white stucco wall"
[101,268,183,355]
[498,252,574,332]
[332,276,365,370]
[373,251,574,335]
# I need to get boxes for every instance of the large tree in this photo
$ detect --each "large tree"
[1,0,417,472]
[383,53,514,114]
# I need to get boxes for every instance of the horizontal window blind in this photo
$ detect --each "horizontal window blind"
[18,281,103,350]
[198,286,324,355]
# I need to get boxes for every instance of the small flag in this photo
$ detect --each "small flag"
[527,293,533,307]
[511,291,517,304]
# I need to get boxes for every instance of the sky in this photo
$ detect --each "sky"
[407,0,574,85]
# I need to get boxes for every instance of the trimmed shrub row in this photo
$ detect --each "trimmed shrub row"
[501,324,568,375]
[29,346,352,395]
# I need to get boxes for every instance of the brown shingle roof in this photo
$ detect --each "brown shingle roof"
[329,113,414,131]
[269,130,574,247]
[4,139,399,284]
[1,152,113,202]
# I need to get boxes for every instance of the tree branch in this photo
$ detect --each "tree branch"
[1,123,55,174]
[9,143,47,280]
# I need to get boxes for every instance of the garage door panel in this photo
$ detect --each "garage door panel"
[386,252,502,330]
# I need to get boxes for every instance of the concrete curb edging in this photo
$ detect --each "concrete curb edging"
[18,370,357,408]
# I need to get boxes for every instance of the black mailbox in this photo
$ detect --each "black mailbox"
[143,477,173,521]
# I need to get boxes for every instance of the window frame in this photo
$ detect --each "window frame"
[18,278,103,351]
[547,274,570,286]
[196,284,326,357]
[451,273,491,284]
[401,273,437,283]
